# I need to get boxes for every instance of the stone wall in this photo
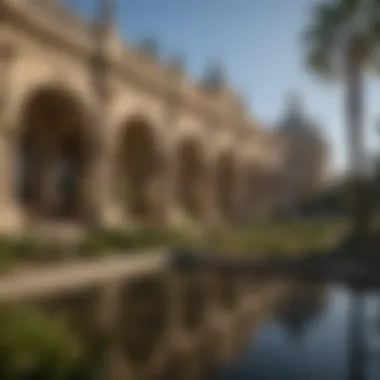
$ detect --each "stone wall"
[0,0,286,234]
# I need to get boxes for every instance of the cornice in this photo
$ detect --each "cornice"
[4,0,258,132]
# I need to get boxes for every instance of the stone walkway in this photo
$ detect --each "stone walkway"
[0,250,167,301]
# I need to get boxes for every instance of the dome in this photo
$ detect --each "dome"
[276,93,325,149]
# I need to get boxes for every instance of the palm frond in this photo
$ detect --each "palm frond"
[302,1,359,78]
[365,11,380,73]
[306,45,337,79]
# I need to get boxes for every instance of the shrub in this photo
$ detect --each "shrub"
[0,305,84,380]
[0,227,194,270]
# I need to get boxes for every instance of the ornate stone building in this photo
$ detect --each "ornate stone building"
[0,0,285,234]
[276,94,329,215]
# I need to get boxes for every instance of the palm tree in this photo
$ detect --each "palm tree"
[303,0,380,237]
[303,2,380,379]
[277,285,327,342]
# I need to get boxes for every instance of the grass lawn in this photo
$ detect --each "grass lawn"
[212,218,349,258]
[0,218,351,272]
[0,227,195,272]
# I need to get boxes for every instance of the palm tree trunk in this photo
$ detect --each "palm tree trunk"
[347,291,366,380]
[345,37,369,237]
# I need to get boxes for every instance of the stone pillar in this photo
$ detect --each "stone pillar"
[236,172,249,223]
[0,43,23,233]
[84,148,124,230]
[200,163,221,232]
[259,169,274,216]
[253,166,266,216]
[232,166,247,224]
[241,166,260,222]
[161,147,185,227]
[84,26,126,230]
[246,167,260,219]
[0,134,23,233]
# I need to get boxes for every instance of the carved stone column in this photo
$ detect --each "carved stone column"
[233,167,248,223]
[0,134,23,233]
[0,43,23,233]
[202,164,219,222]
[162,64,185,228]
[85,20,124,230]
[231,165,247,224]
[84,145,124,230]
[161,146,184,227]
[196,157,223,247]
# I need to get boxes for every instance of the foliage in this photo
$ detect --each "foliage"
[0,227,194,272]
[0,305,83,380]
[77,227,194,255]
[303,0,380,79]
[277,285,327,342]
[212,219,348,258]
[0,219,350,271]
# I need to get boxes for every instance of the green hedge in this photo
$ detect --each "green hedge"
[0,220,348,272]
[0,305,84,380]
[213,219,347,258]
[0,227,195,272]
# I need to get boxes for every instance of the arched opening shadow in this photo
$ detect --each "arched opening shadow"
[17,86,91,222]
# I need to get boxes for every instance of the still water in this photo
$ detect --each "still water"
[216,285,380,380]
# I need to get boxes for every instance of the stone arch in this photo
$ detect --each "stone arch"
[7,56,95,137]
[176,136,207,219]
[115,114,164,222]
[215,150,237,221]
[16,84,92,222]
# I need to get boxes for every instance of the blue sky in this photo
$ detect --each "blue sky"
[63,0,380,174]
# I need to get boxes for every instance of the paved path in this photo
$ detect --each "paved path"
[4,247,377,304]
[0,250,168,301]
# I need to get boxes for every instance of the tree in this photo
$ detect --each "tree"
[303,5,380,379]
[303,0,380,237]
[277,286,326,342]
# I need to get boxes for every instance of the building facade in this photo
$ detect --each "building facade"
[0,0,285,234]
[276,95,329,216]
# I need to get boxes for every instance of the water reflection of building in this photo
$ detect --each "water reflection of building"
[276,283,328,340]
[276,94,329,217]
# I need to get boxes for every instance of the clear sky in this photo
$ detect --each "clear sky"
[63,0,380,175]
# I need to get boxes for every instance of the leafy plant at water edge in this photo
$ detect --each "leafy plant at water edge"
[0,305,84,380]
